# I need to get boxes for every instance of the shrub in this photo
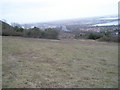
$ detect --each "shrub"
[75,34,83,39]
[23,27,43,38]
[13,26,24,32]
[44,28,59,39]
[23,27,59,39]
[87,33,103,40]
[2,22,24,36]
[1,21,60,39]
[99,36,118,42]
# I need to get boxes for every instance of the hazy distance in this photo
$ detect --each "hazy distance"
[0,0,119,24]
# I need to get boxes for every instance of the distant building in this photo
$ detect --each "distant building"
[61,25,70,32]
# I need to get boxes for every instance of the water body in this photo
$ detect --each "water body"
[100,17,118,20]
[93,21,118,26]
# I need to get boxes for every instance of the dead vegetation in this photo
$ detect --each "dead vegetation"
[2,36,118,88]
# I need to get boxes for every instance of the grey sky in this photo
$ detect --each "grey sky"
[0,0,119,24]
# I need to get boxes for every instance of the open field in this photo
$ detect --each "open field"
[2,36,118,88]
[0,36,2,89]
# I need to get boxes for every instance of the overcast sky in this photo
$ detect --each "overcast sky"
[0,0,119,24]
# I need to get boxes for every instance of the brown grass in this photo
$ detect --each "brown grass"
[2,36,118,88]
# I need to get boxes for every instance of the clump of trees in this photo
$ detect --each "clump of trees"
[75,32,103,40]
[1,21,119,42]
[23,27,59,39]
[43,28,59,39]
[99,35,118,42]
[2,21,22,36]
[74,30,119,42]
[98,30,119,42]
[23,27,43,38]
[87,33,103,40]
[2,21,59,39]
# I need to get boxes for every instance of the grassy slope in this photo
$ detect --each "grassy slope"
[0,36,2,89]
[2,36,118,88]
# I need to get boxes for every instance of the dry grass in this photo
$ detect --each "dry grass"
[0,36,2,89]
[2,36,118,88]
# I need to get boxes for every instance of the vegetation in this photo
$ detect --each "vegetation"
[1,20,118,88]
[2,21,59,39]
[2,36,118,88]
[23,27,43,38]
[87,33,103,40]
[74,30,119,42]
[1,20,119,42]
[13,26,24,32]
[99,35,118,42]
[43,28,59,39]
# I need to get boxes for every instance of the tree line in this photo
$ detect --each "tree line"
[1,20,119,42]
[2,21,59,39]
[74,30,119,42]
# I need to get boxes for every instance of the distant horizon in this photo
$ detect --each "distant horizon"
[1,14,118,25]
[1,0,118,24]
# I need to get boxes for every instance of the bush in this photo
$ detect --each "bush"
[23,27,59,39]
[75,34,83,39]
[23,28,43,38]
[2,22,24,36]
[43,28,59,39]
[99,36,118,42]
[13,26,24,32]
[87,33,103,40]
[2,21,59,39]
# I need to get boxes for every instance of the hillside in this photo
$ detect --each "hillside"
[2,36,118,88]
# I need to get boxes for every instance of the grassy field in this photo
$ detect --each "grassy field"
[2,36,118,88]
[0,36,2,89]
